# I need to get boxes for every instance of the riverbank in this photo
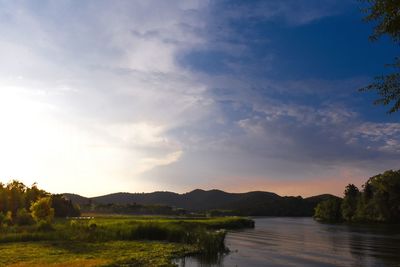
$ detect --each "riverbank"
[0,215,254,266]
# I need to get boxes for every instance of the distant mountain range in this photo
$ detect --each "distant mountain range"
[64,189,339,216]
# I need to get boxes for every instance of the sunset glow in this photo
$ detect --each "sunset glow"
[0,1,399,197]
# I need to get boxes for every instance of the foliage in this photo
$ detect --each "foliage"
[341,184,360,221]
[0,215,253,266]
[314,169,400,223]
[0,180,48,220]
[4,211,13,226]
[361,170,400,222]
[0,180,80,227]
[83,197,323,217]
[314,198,343,222]
[207,209,237,217]
[196,230,227,255]
[359,0,400,113]
[361,0,400,42]
[51,194,81,217]
[80,202,185,216]
[0,183,260,265]
[75,190,332,217]
[360,59,400,113]
[0,212,5,227]
[0,216,253,255]
[30,197,54,224]
[15,208,35,226]
[37,220,54,231]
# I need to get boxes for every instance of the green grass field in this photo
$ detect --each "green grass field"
[0,240,196,267]
[0,216,254,266]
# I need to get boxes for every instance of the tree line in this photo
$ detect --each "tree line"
[314,169,400,223]
[81,202,187,216]
[0,180,80,227]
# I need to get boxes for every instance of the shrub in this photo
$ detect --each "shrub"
[37,220,54,231]
[4,211,13,226]
[15,208,34,226]
[30,197,54,224]
[0,212,5,227]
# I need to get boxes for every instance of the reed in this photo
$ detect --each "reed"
[0,216,254,256]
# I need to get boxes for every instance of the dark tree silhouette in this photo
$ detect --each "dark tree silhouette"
[341,184,360,221]
[314,169,400,223]
[360,0,400,113]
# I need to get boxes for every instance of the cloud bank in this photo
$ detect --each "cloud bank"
[0,0,398,196]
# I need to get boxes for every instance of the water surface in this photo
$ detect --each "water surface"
[176,217,400,267]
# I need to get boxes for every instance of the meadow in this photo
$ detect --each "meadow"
[0,215,254,266]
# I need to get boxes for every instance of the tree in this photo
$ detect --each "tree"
[0,183,8,214]
[341,184,360,221]
[355,182,374,221]
[0,212,5,227]
[366,170,400,222]
[30,197,54,224]
[313,169,400,223]
[6,180,26,219]
[25,183,48,210]
[314,198,343,222]
[15,208,34,226]
[360,0,400,113]
[51,194,81,217]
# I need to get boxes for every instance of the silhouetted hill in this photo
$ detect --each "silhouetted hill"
[63,193,91,206]
[64,189,338,216]
[305,194,341,203]
[91,191,181,206]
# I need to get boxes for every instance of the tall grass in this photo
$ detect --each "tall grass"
[0,216,254,255]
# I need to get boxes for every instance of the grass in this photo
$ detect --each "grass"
[0,240,196,267]
[0,216,254,266]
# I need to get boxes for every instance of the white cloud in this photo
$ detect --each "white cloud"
[137,150,183,174]
[0,0,212,195]
[0,1,397,197]
[345,123,400,153]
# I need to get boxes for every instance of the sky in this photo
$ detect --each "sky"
[0,0,399,197]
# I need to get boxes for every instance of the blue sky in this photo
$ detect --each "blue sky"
[0,0,399,196]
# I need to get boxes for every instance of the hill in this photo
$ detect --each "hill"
[64,190,339,216]
[62,193,91,206]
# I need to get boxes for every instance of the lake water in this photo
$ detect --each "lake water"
[175,217,400,267]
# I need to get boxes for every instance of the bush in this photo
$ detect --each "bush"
[15,209,34,226]
[30,197,54,224]
[37,220,54,231]
[0,212,5,227]
[4,211,13,226]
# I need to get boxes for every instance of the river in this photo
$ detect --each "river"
[175,217,400,267]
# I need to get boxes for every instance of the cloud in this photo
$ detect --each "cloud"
[137,150,183,174]
[209,0,353,26]
[0,0,213,195]
[346,123,400,153]
[0,1,398,197]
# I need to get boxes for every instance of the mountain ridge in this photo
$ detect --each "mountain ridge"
[64,189,339,216]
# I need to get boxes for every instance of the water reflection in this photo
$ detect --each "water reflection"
[175,218,400,267]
